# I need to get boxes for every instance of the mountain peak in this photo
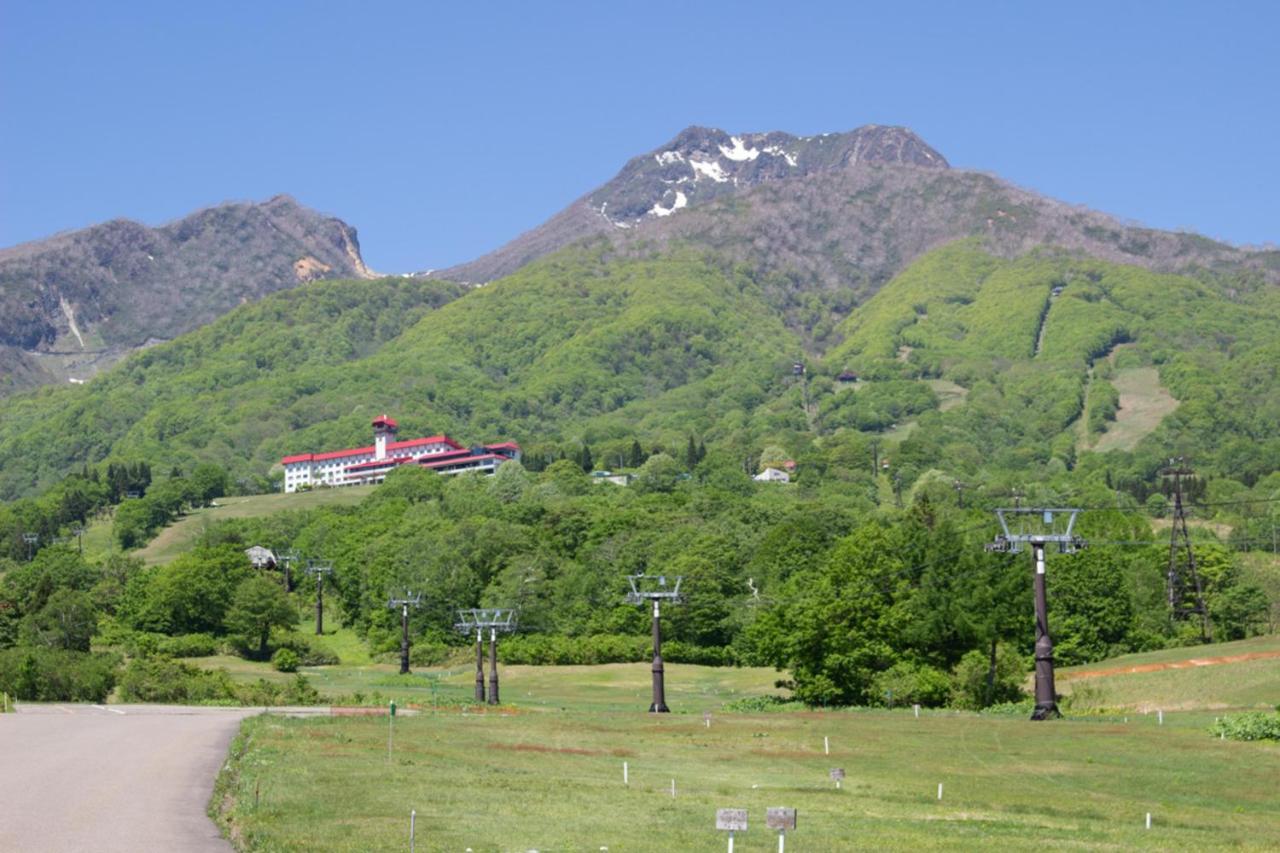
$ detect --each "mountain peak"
[589,124,947,227]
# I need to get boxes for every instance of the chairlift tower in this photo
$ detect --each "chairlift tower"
[986,507,1086,720]
[387,592,424,675]
[280,548,301,593]
[305,560,333,636]
[625,574,684,713]
[22,533,38,561]
[455,609,518,704]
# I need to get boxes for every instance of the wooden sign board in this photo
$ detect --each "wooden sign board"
[766,808,797,830]
[829,768,845,781]
[716,808,748,831]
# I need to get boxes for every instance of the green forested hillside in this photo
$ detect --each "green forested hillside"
[0,239,1277,513]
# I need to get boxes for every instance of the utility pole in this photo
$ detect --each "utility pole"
[987,507,1086,720]
[625,574,685,713]
[870,439,881,478]
[305,560,333,636]
[953,481,966,509]
[1160,459,1211,641]
[455,609,518,705]
[22,533,38,562]
[893,472,904,509]
[71,526,85,556]
[387,592,424,675]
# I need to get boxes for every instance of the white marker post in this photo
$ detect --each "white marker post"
[671,778,676,798]
[830,768,844,790]
[767,807,797,853]
[937,783,944,801]
[705,710,712,728]
[623,761,629,786]
[824,736,829,755]
[409,809,416,853]
[717,808,747,853]
[913,704,920,718]
[1158,709,1164,726]
[1146,812,1152,830]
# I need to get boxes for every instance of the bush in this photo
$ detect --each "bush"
[1210,712,1280,742]
[117,657,238,704]
[273,633,340,666]
[158,633,219,658]
[949,645,1027,710]
[272,648,300,672]
[871,660,951,708]
[721,694,804,713]
[663,641,738,667]
[0,647,119,702]
[501,633,648,665]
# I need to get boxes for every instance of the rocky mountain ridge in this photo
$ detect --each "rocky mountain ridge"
[0,195,372,394]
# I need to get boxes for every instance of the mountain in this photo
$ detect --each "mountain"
[0,195,374,395]
[0,124,1276,507]
[434,126,1278,341]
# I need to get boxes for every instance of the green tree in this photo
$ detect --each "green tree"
[20,589,97,651]
[633,453,682,494]
[225,575,297,659]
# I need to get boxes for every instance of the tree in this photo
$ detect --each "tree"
[758,444,790,472]
[225,575,296,659]
[20,589,97,651]
[190,463,229,505]
[632,453,682,494]
[628,440,647,468]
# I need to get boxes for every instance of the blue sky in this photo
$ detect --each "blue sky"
[2,1,1277,272]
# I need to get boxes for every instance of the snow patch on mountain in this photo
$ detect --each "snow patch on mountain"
[655,151,685,166]
[649,191,688,217]
[719,136,760,162]
[690,159,729,183]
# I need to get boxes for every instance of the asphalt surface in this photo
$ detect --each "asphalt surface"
[0,704,329,853]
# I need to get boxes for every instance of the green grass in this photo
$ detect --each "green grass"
[217,700,1280,851]
[134,487,373,565]
[1058,635,1280,711]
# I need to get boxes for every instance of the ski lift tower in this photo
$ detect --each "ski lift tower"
[455,608,518,705]
[387,591,424,675]
[986,508,1087,720]
[625,574,684,713]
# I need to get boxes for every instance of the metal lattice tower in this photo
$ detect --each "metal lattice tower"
[455,609,518,704]
[388,592,425,675]
[625,574,684,713]
[1161,460,1211,641]
[987,508,1087,720]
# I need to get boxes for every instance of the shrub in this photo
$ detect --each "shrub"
[722,694,804,713]
[0,647,119,702]
[273,633,340,666]
[871,660,951,708]
[272,648,300,673]
[157,633,219,658]
[117,657,238,704]
[1210,712,1280,742]
[949,645,1027,710]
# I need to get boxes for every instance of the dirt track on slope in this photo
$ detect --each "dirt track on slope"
[1063,650,1280,680]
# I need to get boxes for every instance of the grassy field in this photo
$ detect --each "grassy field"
[218,699,1280,851]
[212,635,1280,851]
[1058,634,1280,712]
[1092,367,1178,453]
[135,487,373,565]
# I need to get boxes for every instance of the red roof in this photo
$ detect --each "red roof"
[281,435,464,466]
[373,414,399,430]
[485,441,521,451]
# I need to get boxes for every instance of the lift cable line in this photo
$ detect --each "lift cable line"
[625,574,684,713]
[1161,460,1211,641]
[986,507,1086,721]
[305,560,333,636]
[387,591,425,675]
[454,608,518,704]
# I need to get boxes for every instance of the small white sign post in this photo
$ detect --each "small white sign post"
[766,807,796,853]
[717,808,747,853]
[830,768,845,790]
[704,710,712,728]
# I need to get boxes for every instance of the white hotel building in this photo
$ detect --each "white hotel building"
[281,415,520,493]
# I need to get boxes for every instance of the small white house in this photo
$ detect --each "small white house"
[753,467,791,483]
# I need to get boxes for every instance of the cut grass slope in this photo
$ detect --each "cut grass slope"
[1092,367,1178,452]
[217,700,1280,851]
[134,487,373,565]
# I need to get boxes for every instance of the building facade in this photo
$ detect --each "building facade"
[280,415,520,493]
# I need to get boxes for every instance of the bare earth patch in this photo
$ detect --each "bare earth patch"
[1062,650,1280,680]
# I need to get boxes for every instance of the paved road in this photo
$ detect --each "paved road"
[0,704,328,853]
